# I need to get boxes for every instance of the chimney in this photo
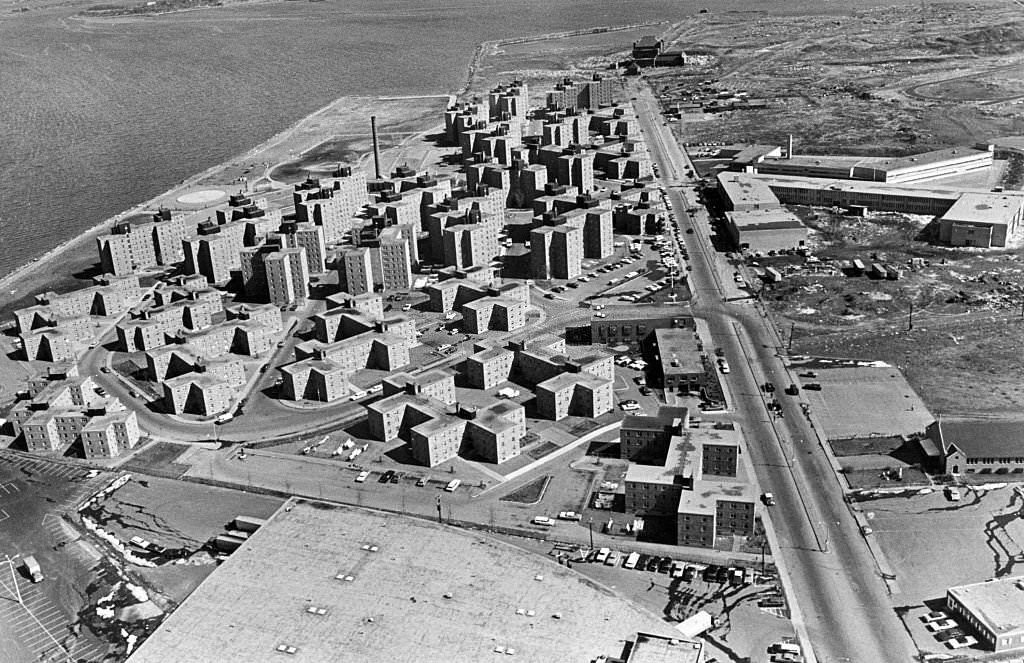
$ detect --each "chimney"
[371,116,382,180]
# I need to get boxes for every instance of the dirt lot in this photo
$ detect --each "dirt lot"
[653,5,1024,156]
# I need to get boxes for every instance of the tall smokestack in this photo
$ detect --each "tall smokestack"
[788,134,794,160]
[371,116,382,180]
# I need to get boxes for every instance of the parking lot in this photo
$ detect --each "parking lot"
[503,533,795,663]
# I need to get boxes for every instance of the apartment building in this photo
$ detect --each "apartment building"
[530,224,583,279]
[278,358,350,402]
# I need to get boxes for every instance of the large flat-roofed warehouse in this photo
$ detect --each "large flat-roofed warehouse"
[947,576,1024,652]
[127,500,681,663]
[724,208,807,253]
[748,145,995,183]
[937,192,1024,248]
[716,172,780,212]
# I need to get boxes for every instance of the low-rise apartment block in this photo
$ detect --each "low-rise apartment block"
[623,413,755,549]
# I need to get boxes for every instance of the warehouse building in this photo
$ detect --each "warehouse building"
[724,208,807,253]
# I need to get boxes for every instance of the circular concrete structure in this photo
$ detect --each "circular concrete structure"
[176,189,227,208]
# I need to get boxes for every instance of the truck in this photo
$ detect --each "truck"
[22,555,43,583]
[215,412,234,425]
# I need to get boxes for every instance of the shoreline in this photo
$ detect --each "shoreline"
[0,92,401,304]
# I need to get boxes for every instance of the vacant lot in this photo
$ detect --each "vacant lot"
[794,314,1024,415]
[794,362,933,439]
[865,485,1024,611]
[658,5,1024,156]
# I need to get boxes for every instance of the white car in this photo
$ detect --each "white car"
[946,486,962,501]
[926,619,958,632]
[718,361,731,374]
[594,547,611,563]
[355,471,370,483]
[557,511,582,521]
[532,516,555,526]
[620,402,642,412]
[946,635,977,649]
[594,312,607,318]
[629,361,646,371]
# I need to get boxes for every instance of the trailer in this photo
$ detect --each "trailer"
[22,555,43,583]
[884,264,901,280]
[764,267,783,283]
[870,262,886,279]
[851,259,866,275]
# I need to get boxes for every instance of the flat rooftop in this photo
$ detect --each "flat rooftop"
[752,174,982,202]
[940,192,1024,226]
[716,172,780,209]
[627,632,704,663]
[949,575,1024,636]
[726,208,806,231]
[127,500,676,663]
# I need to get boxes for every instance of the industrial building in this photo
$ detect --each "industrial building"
[125,500,683,663]
[724,208,808,253]
[652,329,704,392]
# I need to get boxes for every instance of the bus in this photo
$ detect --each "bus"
[444,479,462,492]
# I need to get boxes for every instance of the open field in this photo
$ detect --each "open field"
[655,4,1024,155]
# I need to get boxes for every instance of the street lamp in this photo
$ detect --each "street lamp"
[588,517,595,549]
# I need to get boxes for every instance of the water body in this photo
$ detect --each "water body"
[0,0,885,280]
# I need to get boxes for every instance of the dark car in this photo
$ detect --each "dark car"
[639,386,653,396]
[682,565,696,582]
[658,558,673,574]
[784,383,800,396]
[637,554,650,570]
[715,566,730,583]
[703,565,720,582]
[730,567,745,586]
[763,382,775,393]
[567,282,579,288]
[378,470,394,484]
[646,556,661,572]
[936,628,966,642]
[389,472,400,484]
[805,383,822,391]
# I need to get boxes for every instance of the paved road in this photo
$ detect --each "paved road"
[631,85,916,663]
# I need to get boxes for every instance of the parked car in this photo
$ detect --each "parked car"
[416,476,429,487]
[594,548,611,564]
[657,558,673,574]
[922,611,950,623]
[946,635,978,649]
[646,556,661,572]
[682,565,696,582]
[715,566,730,583]
[355,471,370,483]
[703,565,720,582]
[532,516,556,526]
[379,470,394,484]
[926,619,958,632]
[805,383,822,391]
[557,511,582,521]
[762,492,776,506]
[945,486,962,502]
[639,386,653,396]
[637,554,651,570]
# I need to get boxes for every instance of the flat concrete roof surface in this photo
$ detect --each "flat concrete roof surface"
[949,575,1024,636]
[726,208,806,231]
[940,192,1024,226]
[128,500,676,663]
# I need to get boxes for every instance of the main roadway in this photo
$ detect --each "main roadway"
[630,84,916,663]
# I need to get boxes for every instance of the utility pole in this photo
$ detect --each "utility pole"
[908,299,914,331]
[787,322,795,352]
[588,517,595,549]
[435,495,443,524]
